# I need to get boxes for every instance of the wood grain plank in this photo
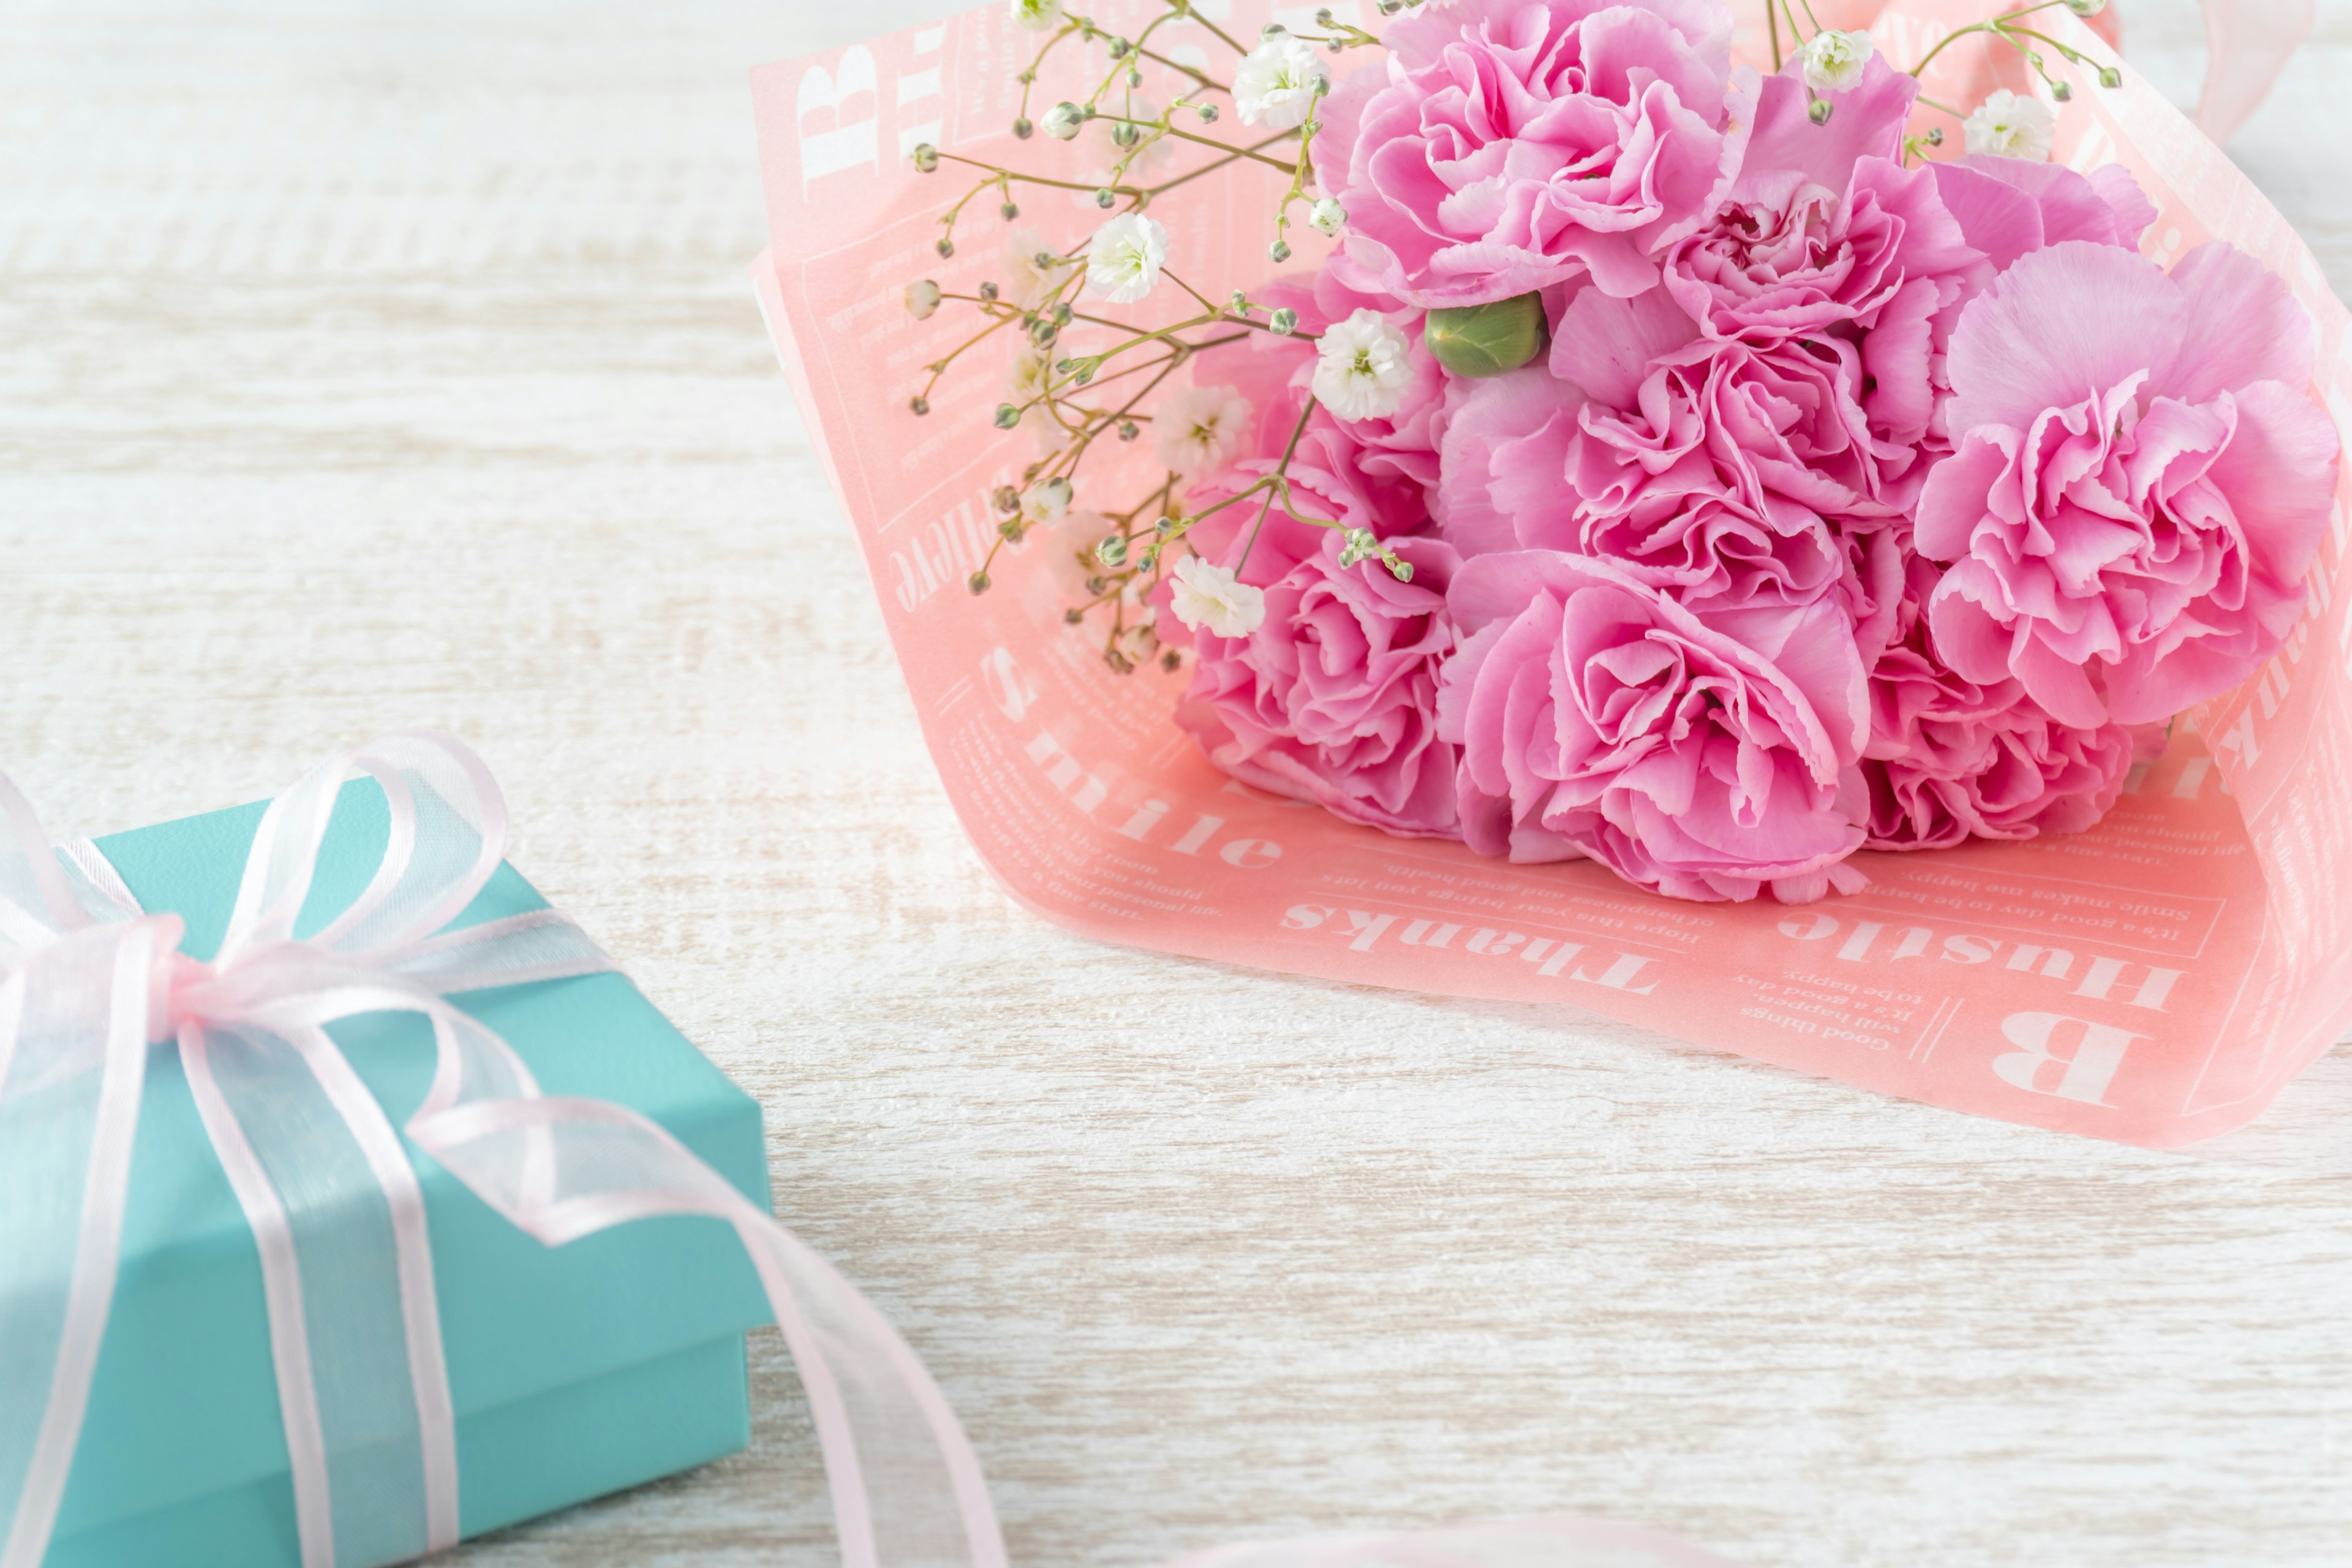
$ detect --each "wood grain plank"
[4,3,2349,1564]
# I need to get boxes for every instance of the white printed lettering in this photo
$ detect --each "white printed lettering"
[2073,956,2184,1011]
[1991,1012,2144,1106]
[796,48,879,185]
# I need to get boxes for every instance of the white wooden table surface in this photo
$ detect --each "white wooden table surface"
[6,3,2351,1565]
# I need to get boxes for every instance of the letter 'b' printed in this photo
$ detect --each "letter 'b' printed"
[1990,1012,2146,1107]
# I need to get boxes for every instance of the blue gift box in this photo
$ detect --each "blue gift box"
[36,784,774,1567]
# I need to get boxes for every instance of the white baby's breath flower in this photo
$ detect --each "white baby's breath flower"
[1963,88,2057,160]
[1085,213,1169,304]
[1005,347,1060,451]
[1311,309,1414,422]
[1308,198,1347,236]
[1022,476,1073,524]
[1801,29,1875,92]
[1152,385,1253,477]
[1008,0,1064,31]
[1000,225,1057,309]
[1042,100,1086,140]
[1169,554,1265,638]
[1234,35,1329,130]
[904,279,942,319]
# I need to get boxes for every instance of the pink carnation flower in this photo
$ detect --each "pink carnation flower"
[1317,0,1747,306]
[1916,240,2340,728]
[1660,56,1992,460]
[1166,494,1463,837]
[1438,282,1907,619]
[1438,550,1870,902]
[1862,556,2142,850]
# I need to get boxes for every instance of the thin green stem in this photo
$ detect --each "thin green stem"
[1235,395,1319,574]
[1093,116,1294,169]
[1144,131,1298,198]
[940,150,1143,198]
[1134,45,1227,93]
[1905,2,2068,80]
[919,309,1023,398]
[1176,2,1251,58]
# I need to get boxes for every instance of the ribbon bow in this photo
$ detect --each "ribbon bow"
[0,734,1002,1568]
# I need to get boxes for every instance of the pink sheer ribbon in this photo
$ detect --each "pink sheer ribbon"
[2193,0,2313,145]
[0,733,1006,1568]
[1734,2,2308,145]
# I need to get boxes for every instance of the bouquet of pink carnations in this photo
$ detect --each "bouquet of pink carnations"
[895,0,2339,907]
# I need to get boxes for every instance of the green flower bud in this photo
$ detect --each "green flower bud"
[1268,239,1292,263]
[1096,533,1130,567]
[1013,116,1034,138]
[1422,291,1547,379]
[1807,96,1834,126]
[1199,104,1219,123]
[1268,307,1298,336]
[908,396,930,415]
[967,570,991,594]
[2050,79,2072,102]
[2097,65,2122,89]
[1094,187,1116,208]
[910,142,940,173]
[1000,200,1020,220]
[995,403,1023,429]
[935,236,956,258]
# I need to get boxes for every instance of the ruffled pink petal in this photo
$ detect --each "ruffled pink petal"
[2165,241,2320,404]
[1945,241,2188,438]
[1547,279,1703,405]
[1733,56,1917,205]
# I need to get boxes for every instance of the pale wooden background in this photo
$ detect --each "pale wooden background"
[6,3,2352,1566]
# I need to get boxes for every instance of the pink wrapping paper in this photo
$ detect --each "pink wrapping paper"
[752,1,2352,1148]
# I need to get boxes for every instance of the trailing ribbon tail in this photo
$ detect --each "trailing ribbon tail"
[409,1093,1008,1568]
[0,769,176,1568]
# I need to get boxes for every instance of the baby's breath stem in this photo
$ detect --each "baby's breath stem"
[1234,394,1321,575]
[1144,131,1301,199]
[1175,2,1252,59]
[1133,45,1228,94]
[1093,116,1295,170]
[1907,0,2070,78]
[940,150,1145,200]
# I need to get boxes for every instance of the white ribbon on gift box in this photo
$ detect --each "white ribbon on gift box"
[0,733,1003,1568]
